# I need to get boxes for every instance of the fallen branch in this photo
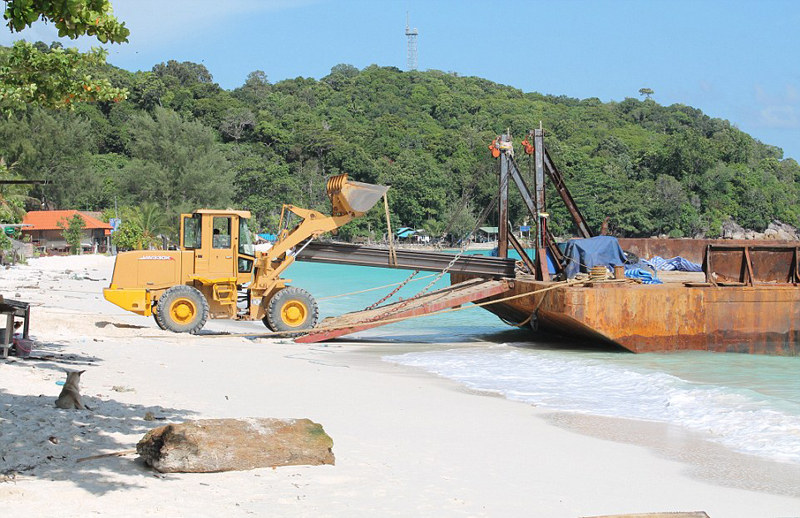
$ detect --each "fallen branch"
[76,449,137,463]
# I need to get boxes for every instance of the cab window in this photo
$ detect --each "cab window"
[212,217,232,248]
[238,218,255,256]
[183,215,201,249]
[238,218,255,273]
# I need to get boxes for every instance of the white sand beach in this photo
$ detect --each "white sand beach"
[1,255,799,517]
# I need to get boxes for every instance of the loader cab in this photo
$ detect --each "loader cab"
[179,209,255,282]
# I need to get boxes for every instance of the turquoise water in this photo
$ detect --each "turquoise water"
[288,259,800,465]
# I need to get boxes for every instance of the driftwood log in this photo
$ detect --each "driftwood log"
[136,418,334,473]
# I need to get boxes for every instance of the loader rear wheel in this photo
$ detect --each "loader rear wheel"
[264,287,318,333]
[157,285,209,334]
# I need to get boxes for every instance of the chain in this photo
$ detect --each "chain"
[362,270,419,311]
[366,194,499,322]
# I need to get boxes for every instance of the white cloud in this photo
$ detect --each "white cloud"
[758,105,798,129]
[753,84,800,129]
[0,0,319,50]
[113,0,317,48]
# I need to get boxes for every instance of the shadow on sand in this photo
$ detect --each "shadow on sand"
[1,343,196,494]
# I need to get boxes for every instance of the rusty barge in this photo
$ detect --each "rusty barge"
[453,250,800,355]
[296,128,800,355]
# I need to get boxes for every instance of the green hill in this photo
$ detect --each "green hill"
[2,57,798,240]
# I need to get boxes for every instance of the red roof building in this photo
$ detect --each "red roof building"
[21,210,112,253]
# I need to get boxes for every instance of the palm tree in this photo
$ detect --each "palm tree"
[0,158,35,225]
[132,201,169,249]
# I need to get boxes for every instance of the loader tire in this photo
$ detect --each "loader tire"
[157,285,209,334]
[153,309,167,330]
[264,287,318,333]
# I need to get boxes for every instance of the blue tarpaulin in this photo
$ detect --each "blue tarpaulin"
[396,227,417,238]
[644,255,702,272]
[624,267,663,284]
[563,236,627,279]
[258,233,277,242]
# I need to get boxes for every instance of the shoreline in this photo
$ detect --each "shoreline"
[1,255,799,516]
[348,341,800,498]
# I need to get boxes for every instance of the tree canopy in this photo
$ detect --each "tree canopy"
[0,0,128,113]
[1,56,799,244]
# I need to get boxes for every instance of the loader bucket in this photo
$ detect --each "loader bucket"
[327,175,389,216]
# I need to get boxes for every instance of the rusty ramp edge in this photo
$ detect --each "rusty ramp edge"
[296,278,510,343]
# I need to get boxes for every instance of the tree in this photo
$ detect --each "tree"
[233,70,270,105]
[1,60,799,241]
[131,201,168,248]
[58,213,85,254]
[438,200,478,243]
[219,107,254,142]
[121,106,231,213]
[0,108,97,208]
[0,157,29,222]
[0,1,129,112]
[0,42,128,111]
[110,202,168,249]
[3,0,129,43]
[111,217,143,250]
[638,87,654,99]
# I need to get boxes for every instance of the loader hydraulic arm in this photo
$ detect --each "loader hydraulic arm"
[250,174,389,293]
[251,206,354,290]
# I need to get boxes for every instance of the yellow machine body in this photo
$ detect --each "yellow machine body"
[103,175,388,332]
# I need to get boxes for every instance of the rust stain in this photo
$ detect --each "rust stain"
[452,272,800,355]
[617,238,797,264]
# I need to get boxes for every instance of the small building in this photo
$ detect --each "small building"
[396,227,417,240]
[396,227,430,243]
[477,226,499,243]
[21,210,112,253]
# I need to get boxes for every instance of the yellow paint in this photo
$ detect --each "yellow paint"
[105,174,387,328]
[280,299,308,327]
[103,288,152,316]
[169,297,196,324]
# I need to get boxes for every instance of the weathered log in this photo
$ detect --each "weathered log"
[136,418,334,473]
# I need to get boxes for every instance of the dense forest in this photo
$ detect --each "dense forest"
[2,46,799,245]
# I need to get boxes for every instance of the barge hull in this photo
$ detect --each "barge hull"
[453,273,800,355]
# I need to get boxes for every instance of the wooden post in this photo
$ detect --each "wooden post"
[383,194,397,266]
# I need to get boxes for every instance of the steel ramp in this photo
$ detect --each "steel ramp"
[296,241,517,278]
[295,278,510,343]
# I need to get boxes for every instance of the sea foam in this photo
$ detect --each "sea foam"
[387,346,800,464]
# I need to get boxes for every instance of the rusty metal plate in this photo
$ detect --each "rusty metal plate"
[704,244,798,285]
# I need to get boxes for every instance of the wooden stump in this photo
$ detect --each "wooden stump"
[136,418,334,473]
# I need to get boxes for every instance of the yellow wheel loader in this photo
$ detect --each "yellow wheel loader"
[103,174,388,334]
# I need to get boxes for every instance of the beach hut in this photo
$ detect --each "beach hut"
[477,226,499,243]
[21,210,112,253]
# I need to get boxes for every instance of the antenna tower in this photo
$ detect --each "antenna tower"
[405,13,418,71]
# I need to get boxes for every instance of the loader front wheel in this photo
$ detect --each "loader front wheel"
[157,285,209,334]
[153,309,167,330]
[264,287,318,333]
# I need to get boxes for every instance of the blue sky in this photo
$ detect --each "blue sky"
[2,0,799,160]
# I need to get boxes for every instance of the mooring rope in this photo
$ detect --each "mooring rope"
[138,277,592,341]
[315,273,438,300]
